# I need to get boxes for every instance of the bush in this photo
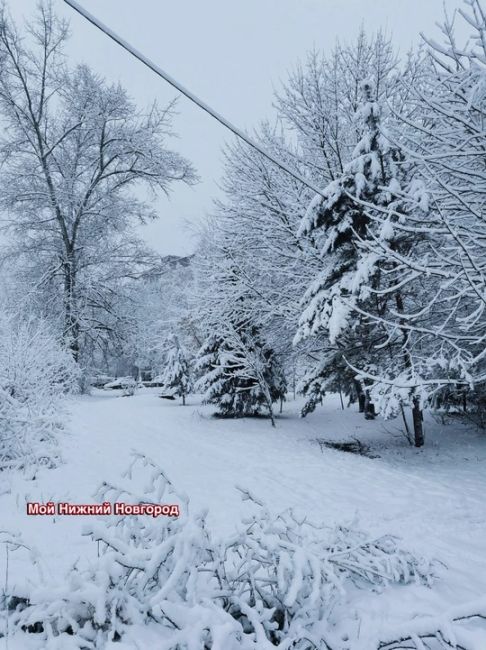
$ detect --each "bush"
[2,455,440,649]
[0,310,79,472]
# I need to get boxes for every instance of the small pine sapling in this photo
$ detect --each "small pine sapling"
[161,334,192,405]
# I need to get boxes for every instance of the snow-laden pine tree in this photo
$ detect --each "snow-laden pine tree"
[295,81,389,416]
[195,325,286,425]
[161,335,192,405]
[295,80,430,445]
[194,333,226,401]
[336,0,486,435]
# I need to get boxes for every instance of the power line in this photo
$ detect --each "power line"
[63,0,326,198]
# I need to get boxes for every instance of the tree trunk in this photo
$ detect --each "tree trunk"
[268,404,276,427]
[182,393,186,406]
[354,380,366,413]
[261,384,276,427]
[400,403,412,445]
[412,396,424,447]
[63,251,80,362]
[358,393,366,413]
[338,383,345,410]
[393,292,424,444]
[364,390,376,420]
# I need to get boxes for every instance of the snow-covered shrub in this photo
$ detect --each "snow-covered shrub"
[0,311,79,472]
[5,454,225,649]
[4,455,440,649]
[121,378,137,397]
[5,455,210,647]
[376,597,486,649]
[221,488,435,648]
[432,384,486,431]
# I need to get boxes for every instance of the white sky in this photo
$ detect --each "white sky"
[10,0,459,255]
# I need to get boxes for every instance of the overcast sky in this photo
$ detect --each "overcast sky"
[11,0,459,255]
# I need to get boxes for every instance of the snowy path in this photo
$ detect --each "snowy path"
[2,390,486,636]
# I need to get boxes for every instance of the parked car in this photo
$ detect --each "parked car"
[103,376,136,392]
[89,374,115,388]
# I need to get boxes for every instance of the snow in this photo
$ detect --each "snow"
[1,389,486,647]
[3,3,486,647]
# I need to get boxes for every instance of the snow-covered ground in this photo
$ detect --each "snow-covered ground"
[2,390,486,646]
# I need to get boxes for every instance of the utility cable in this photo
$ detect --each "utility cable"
[63,0,326,198]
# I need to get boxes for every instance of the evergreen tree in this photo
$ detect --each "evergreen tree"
[195,325,286,425]
[296,81,429,445]
[161,335,192,405]
[295,81,389,419]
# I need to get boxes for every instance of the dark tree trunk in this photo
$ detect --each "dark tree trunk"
[358,393,366,413]
[354,380,366,413]
[412,396,424,447]
[394,292,423,445]
[400,403,412,444]
[268,400,276,427]
[182,393,186,406]
[63,251,80,362]
[364,390,376,420]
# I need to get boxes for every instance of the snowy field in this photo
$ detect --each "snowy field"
[1,390,486,647]
[4,0,486,647]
